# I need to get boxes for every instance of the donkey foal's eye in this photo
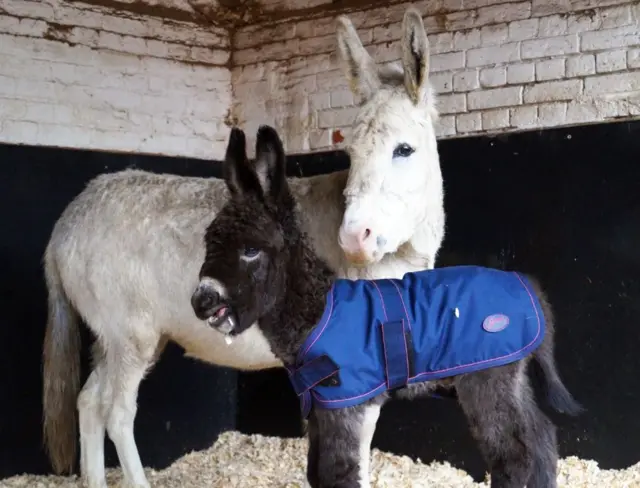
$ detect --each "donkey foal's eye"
[393,143,415,159]
[242,247,260,259]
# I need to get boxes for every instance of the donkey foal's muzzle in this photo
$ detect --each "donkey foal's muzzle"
[191,281,237,344]
[190,285,221,321]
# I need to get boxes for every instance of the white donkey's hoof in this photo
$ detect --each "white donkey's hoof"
[120,482,151,488]
[82,480,108,488]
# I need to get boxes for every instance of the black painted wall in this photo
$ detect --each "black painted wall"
[1,119,639,480]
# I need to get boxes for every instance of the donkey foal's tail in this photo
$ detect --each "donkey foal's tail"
[534,333,584,416]
[526,273,584,417]
[42,245,82,474]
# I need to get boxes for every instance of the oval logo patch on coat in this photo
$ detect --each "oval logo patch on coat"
[483,314,510,333]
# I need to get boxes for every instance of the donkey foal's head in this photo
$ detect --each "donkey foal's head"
[190,126,296,338]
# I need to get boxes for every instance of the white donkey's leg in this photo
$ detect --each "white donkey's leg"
[358,403,381,488]
[103,333,159,488]
[77,361,108,488]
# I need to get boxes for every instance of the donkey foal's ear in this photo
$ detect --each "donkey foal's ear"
[401,8,430,105]
[254,125,287,201]
[223,127,263,199]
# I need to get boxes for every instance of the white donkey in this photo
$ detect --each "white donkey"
[42,8,444,488]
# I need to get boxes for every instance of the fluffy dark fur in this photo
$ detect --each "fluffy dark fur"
[192,126,583,488]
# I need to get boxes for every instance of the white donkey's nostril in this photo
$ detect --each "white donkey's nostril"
[339,226,365,252]
[352,226,373,248]
[338,223,379,266]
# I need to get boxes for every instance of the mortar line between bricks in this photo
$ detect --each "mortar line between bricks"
[1,32,228,68]
[0,13,230,50]
[234,43,640,68]
[529,0,632,19]
[0,30,229,56]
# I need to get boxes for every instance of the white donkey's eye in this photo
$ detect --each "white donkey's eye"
[393,143,415,159]
[241,247,261,261]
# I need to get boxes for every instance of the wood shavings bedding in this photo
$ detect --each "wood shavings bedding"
[2,431,639,487]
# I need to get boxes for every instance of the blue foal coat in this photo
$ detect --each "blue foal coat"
[286,265,545,419]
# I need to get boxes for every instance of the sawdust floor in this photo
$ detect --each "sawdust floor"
[2,431,640,487]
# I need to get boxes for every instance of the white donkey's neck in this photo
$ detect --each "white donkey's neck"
[395,147,446,274]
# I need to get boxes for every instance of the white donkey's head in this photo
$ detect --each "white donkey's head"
[336,8,443,267]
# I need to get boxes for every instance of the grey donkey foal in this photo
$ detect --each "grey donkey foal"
[192,126,583,488]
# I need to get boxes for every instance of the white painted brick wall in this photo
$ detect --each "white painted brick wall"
[2,1,638,159]
[232,0,640,154]
[0,0,232,159]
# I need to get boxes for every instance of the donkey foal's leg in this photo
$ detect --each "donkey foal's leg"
[527,404,559,488]
[312,403,380,488]
[78,363,108,488]
[457,364,535,488]
[104,338,158,488]
[358,403,381,487]
[306,411,320,487]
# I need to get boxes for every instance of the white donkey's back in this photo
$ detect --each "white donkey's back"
[48,170,227,347]
[46,168,355,370]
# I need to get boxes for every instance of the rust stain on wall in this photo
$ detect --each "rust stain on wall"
[43,22,76,45]
[70,0,412,30]
[67,0,204,25]
[246,0,407,28]
[576,9,597,21]
[224,108,240,127]
[434,12,447,31]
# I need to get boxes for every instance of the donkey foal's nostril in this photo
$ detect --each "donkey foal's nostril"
[204,291,220,309]
[192,288,220,319]
[363,228,371,240]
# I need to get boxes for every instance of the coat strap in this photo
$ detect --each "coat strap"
[287,354,340,418]
[373,279,415,390]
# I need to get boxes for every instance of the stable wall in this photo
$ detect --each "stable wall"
[232,0,640,154]
[3,1,638,159]
[0,0,232,159]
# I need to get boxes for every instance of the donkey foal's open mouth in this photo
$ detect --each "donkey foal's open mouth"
[206,304,237,343]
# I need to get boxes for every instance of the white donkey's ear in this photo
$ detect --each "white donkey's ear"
[401,8,431,105]
[336,15,381,103]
